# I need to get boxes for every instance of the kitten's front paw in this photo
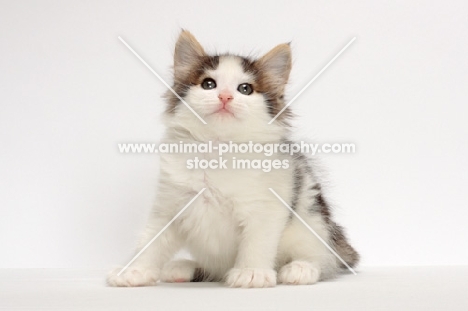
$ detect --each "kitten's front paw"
[278,261,320,285]
[106,266,159,287]
[225,268,276,288]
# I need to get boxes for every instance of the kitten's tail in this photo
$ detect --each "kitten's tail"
[330,222,360,269]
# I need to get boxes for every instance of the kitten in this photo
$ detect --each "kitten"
[107,30,359,288]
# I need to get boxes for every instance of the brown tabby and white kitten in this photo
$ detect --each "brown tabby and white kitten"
[107,30,359,288]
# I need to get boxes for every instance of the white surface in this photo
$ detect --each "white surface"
[1,267,467,310]
[1,0,468,269]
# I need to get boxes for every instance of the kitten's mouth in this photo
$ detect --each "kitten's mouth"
[211,107,235,117]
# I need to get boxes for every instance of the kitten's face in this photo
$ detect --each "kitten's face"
[165,31,292,141]
[185,56,264,121]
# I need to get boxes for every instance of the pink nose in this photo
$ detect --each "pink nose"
[218,92,233,106]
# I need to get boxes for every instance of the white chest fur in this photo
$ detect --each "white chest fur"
[157,139,294,274]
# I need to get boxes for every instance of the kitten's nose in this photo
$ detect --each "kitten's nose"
[218,92,233,106]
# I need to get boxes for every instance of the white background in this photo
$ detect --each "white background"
[1,0,467,269]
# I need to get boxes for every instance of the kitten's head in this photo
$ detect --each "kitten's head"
[164,30,292,141]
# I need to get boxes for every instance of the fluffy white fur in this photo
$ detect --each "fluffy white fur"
[107,32,347,288]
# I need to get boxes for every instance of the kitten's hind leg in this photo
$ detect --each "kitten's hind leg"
[107,216,182,287]
[278,261,321,285]
[161,259,204,283]
[276,214,338,284]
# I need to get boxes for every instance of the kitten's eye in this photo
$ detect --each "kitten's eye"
[237,83,253,95]
[201,78,217,90]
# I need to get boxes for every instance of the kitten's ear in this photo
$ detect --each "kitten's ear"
[174,30,206,81]
[257,43,292,89]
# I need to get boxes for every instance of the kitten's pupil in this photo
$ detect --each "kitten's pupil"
[201,78,216,90]
[237,83,253,95]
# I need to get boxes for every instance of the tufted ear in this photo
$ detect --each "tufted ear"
[257,43,292,89]
[174,30,206,82]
